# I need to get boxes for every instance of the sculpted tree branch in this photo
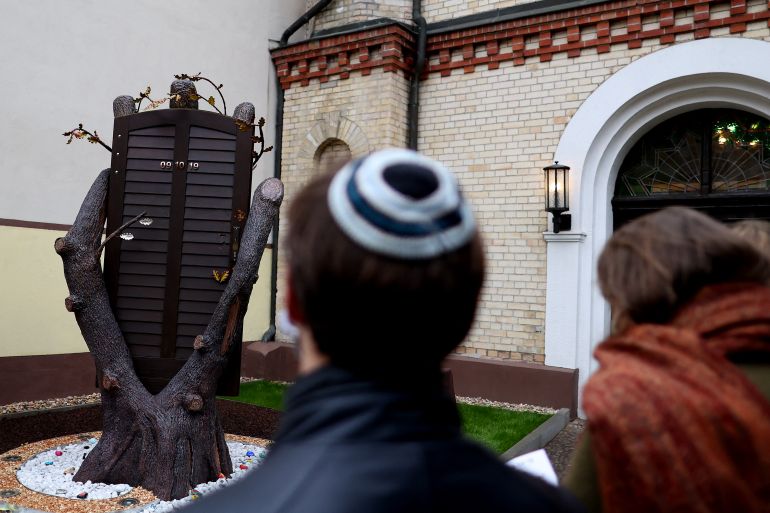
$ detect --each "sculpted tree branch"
[96,210,146,255]
[56,167,283,500]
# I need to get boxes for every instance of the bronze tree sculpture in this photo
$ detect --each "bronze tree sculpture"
[56,81,283,500]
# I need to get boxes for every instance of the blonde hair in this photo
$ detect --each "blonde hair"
[598,208,770,333]
[732,219,770,257]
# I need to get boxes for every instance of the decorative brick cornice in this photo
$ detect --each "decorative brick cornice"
[426,0,770,75]
[271,24,415,89]
[272,0,770,88]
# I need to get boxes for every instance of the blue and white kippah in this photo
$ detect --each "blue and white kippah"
[327,148,476,259]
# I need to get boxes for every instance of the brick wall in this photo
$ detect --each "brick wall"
[421,44,652,362]
[275,69,410,339]
[421,0,770,361]
[278,0,770,361]
[309,0,412,33]
[423,0,541,23]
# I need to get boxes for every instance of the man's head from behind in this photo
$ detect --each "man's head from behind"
[286,149,485,380]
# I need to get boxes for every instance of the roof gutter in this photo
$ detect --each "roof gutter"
[261,0,334,342]
[408,0,427,150]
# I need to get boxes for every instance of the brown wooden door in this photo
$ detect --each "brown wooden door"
[105,109,253,395]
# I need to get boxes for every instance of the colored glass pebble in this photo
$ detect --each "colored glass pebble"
[54,450,63,456]
[239,464,248,470]
[246,451,255,457]
[77,491,88,499]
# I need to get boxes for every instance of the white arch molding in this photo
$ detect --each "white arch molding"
[545,38,770,411]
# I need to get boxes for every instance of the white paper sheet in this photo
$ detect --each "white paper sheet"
[506,448,559,486]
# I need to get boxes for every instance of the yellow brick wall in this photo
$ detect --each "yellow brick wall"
[309,0,411,33]
[276,70,410,338]
[423,0,541,23]
[420,15,770,362]
[280,0,770,362]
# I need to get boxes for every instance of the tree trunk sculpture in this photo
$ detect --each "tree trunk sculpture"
[55,165,283,500]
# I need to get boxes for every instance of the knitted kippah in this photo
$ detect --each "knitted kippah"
[327,148,476,259]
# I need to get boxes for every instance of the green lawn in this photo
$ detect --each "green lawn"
[223,380,550,453]
[457,403,550,453]
[225,379,288,411]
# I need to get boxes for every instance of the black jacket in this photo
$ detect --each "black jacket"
[186,366,585,513]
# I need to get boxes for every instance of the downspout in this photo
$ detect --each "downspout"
[261,0,334,342]
[408,0,427,150]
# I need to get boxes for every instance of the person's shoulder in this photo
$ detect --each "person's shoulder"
[252,441,433,513]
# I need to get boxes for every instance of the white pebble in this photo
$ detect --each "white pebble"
[17,438,267,511]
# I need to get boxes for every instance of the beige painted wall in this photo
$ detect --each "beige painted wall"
[0,225,273,357]
[0,226,81,357]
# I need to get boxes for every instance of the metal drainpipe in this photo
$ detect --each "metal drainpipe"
[261,0,334,342]
[408,0,427,150]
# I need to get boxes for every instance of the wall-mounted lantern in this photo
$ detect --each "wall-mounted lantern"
[543,161,571,233]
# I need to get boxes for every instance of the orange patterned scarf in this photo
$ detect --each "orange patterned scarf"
[583,283,770,513]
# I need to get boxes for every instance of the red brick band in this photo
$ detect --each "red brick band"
[272,0,770,89]
[272,25,415,89]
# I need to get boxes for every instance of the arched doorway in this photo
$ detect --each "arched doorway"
[613,108,770,228]
[544,38,770,412]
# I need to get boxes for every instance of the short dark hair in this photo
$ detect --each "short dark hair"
[598,207,770,331]
[286,171,485,377]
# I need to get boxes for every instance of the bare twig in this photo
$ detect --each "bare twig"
[133,86,152,112]
[97,210,146,255]
[190,92,223,115]
[63,124,112,153]
[239,117,273,170]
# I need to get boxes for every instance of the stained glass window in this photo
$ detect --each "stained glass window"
[615,109,770,197]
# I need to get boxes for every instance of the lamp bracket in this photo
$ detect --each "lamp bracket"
[550,212,571,233]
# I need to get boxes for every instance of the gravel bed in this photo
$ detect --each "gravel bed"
[18,437,130,500]
[0,377,284,417]
[2,383,556,418]
[0,394,100,416]
[0,432,269,513]
[455,396,558,415]
[544,419,587,480]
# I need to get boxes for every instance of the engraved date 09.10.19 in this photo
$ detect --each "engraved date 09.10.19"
[160,161,199,170]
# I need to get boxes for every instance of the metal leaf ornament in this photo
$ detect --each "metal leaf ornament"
[212,269,230,283]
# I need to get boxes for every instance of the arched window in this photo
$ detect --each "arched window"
[613,109,770,228]
[314,138,352,174]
